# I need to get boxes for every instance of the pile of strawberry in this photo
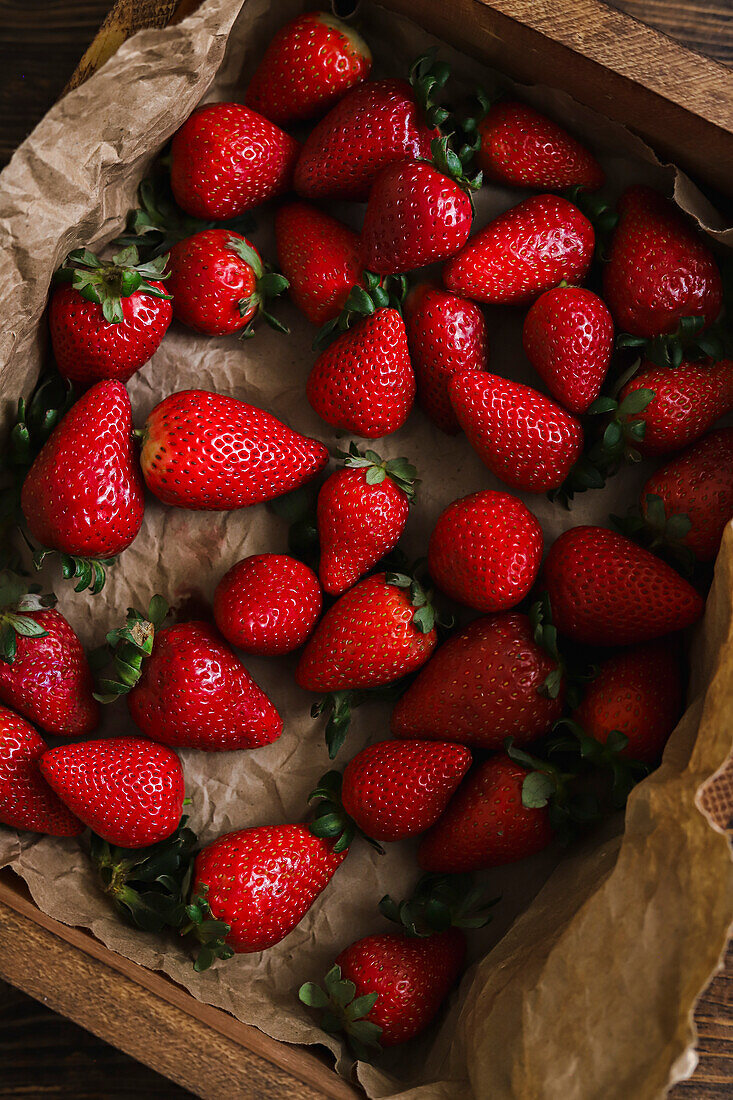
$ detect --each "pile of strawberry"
[1,9,732,1061]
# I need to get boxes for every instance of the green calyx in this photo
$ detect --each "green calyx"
[312,682,408,760]
[308,769,382,854]
[505,738,599,839]
[611,494,696,577]
[0,570,57,665]
[181,882,235,972]
[617,315,726,371]
[93,594,168,703]
[549,719,650,809]
[409,48,451,131]
[564,186,619,255]
[379,872,498,938]
[385,571,440,635]
[226,236,290,338]
[299,964,383,1062]
[32,547,112,595]
[528,592,564,700]
[427,134,482,196]
[313,272,408,351]
[54,245,171,324]
[337,441,419,502]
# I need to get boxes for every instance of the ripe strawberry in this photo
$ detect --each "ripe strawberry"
[275,202,362,326]
[418,754,554,871]
[245,11,371,125]
[170,103,300,221]
[41,737,184,848]
[317,443,417,596]
[391,612,564,748]
[0,706,83,835]
[403,283,489,433]
[543,525,704,645]
[522,285,614,414]
[449,370,584,492]
[213,554,322,655]
[306,308,415,438]
[443,194,594,305]
[139,389,328,509]
[21,380,145,560]
[166,230,288,337]
[603,186,723,337]
[50,246,172,384]
[428,490,543,612]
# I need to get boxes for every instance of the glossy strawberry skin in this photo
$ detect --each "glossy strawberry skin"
[443,194,594,306]
[50,280,171,385]
[275,202,362,326]
[449,370,584,493]
[139,389,329,510]
[418,754,553,872]
[295,573,437,692]
[170,103,300,221]
[40,737,184,848]
[0,706,83,835]
[166,230,259,335]
[391,613,564,748]
[337,928,465,1045]
[341,739,472,842]
[128,621,282,751]
[193,824,345,952]
[306,309,415,439]
[603,186,722,338]
[428,490,543,613]
[543,525,704,646]
[522,286,614,414]
[294,79,438,202]
[0,609,99,738]
[245,12,371,126]
[21,380,144,558]
[213,555,322,655]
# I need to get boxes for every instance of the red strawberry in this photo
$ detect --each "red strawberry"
[40,737,184,848]
[404,283,489,434]
[127,621,282,751]
[603,186,722,337]
[317,444,416,596]
[418,754,553,871]
[428,490,543,612]
[0,706,83,835]
[443,194,594,305]
[449,370,584,492]
[139,389,328,509]
[21,380,144,560]
[245,12,371,126]
[170,103,300,221]
[294,78,438,201]
[306,309,415,438]
[166,230,288,337]
[50,246,172,385]
[522,285,614,414]
[543,525,704,645]
[275,202,362,326]
[391,613,564,748]
[213,554,322,655]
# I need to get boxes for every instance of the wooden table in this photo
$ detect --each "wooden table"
[0,2,731,1097]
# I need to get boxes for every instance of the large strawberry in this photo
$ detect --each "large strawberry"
[443,194,594,305]
[170,103,300,221]
[245,11,371,125]
[40,737,185,848]
[449,370,584,492]
[603,186,722,337]
[213,554,322,655]
[0,706,83,835]
[50,246,172,384]
[139,389,328,509]
[543,525,704,645]
[275,202,362,326]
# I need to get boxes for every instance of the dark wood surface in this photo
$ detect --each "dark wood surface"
[0,2,732,1098]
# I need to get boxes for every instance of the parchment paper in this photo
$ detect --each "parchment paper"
[1,2,732,1097]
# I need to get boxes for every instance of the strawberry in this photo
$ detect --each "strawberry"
[245,11,371,125]
[428,490,543,612]
[213,554,322,655]
[0,705,83,835]
[166,230,288,337]
[50,246,172,384]
[317,443,417,596]
[522,285,614,414]
[443,194,594,305]
[275,202,362,326]
[603,186,723,338]
[543,525,704,645]
[391,612,564,748]
[139,389,329,509]
[403,283,489,434]
[170,103,300,221]
[449,370,584,492]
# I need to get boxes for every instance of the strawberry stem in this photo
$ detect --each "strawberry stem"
[0,570,57,665]
[93,595,169,702]
[54,245,171,324]
[308,769,382,854]
[336,441,419,502]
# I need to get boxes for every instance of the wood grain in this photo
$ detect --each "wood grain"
[608,0,733,66]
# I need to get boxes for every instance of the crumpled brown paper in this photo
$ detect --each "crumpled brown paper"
[1,2,732,1097]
